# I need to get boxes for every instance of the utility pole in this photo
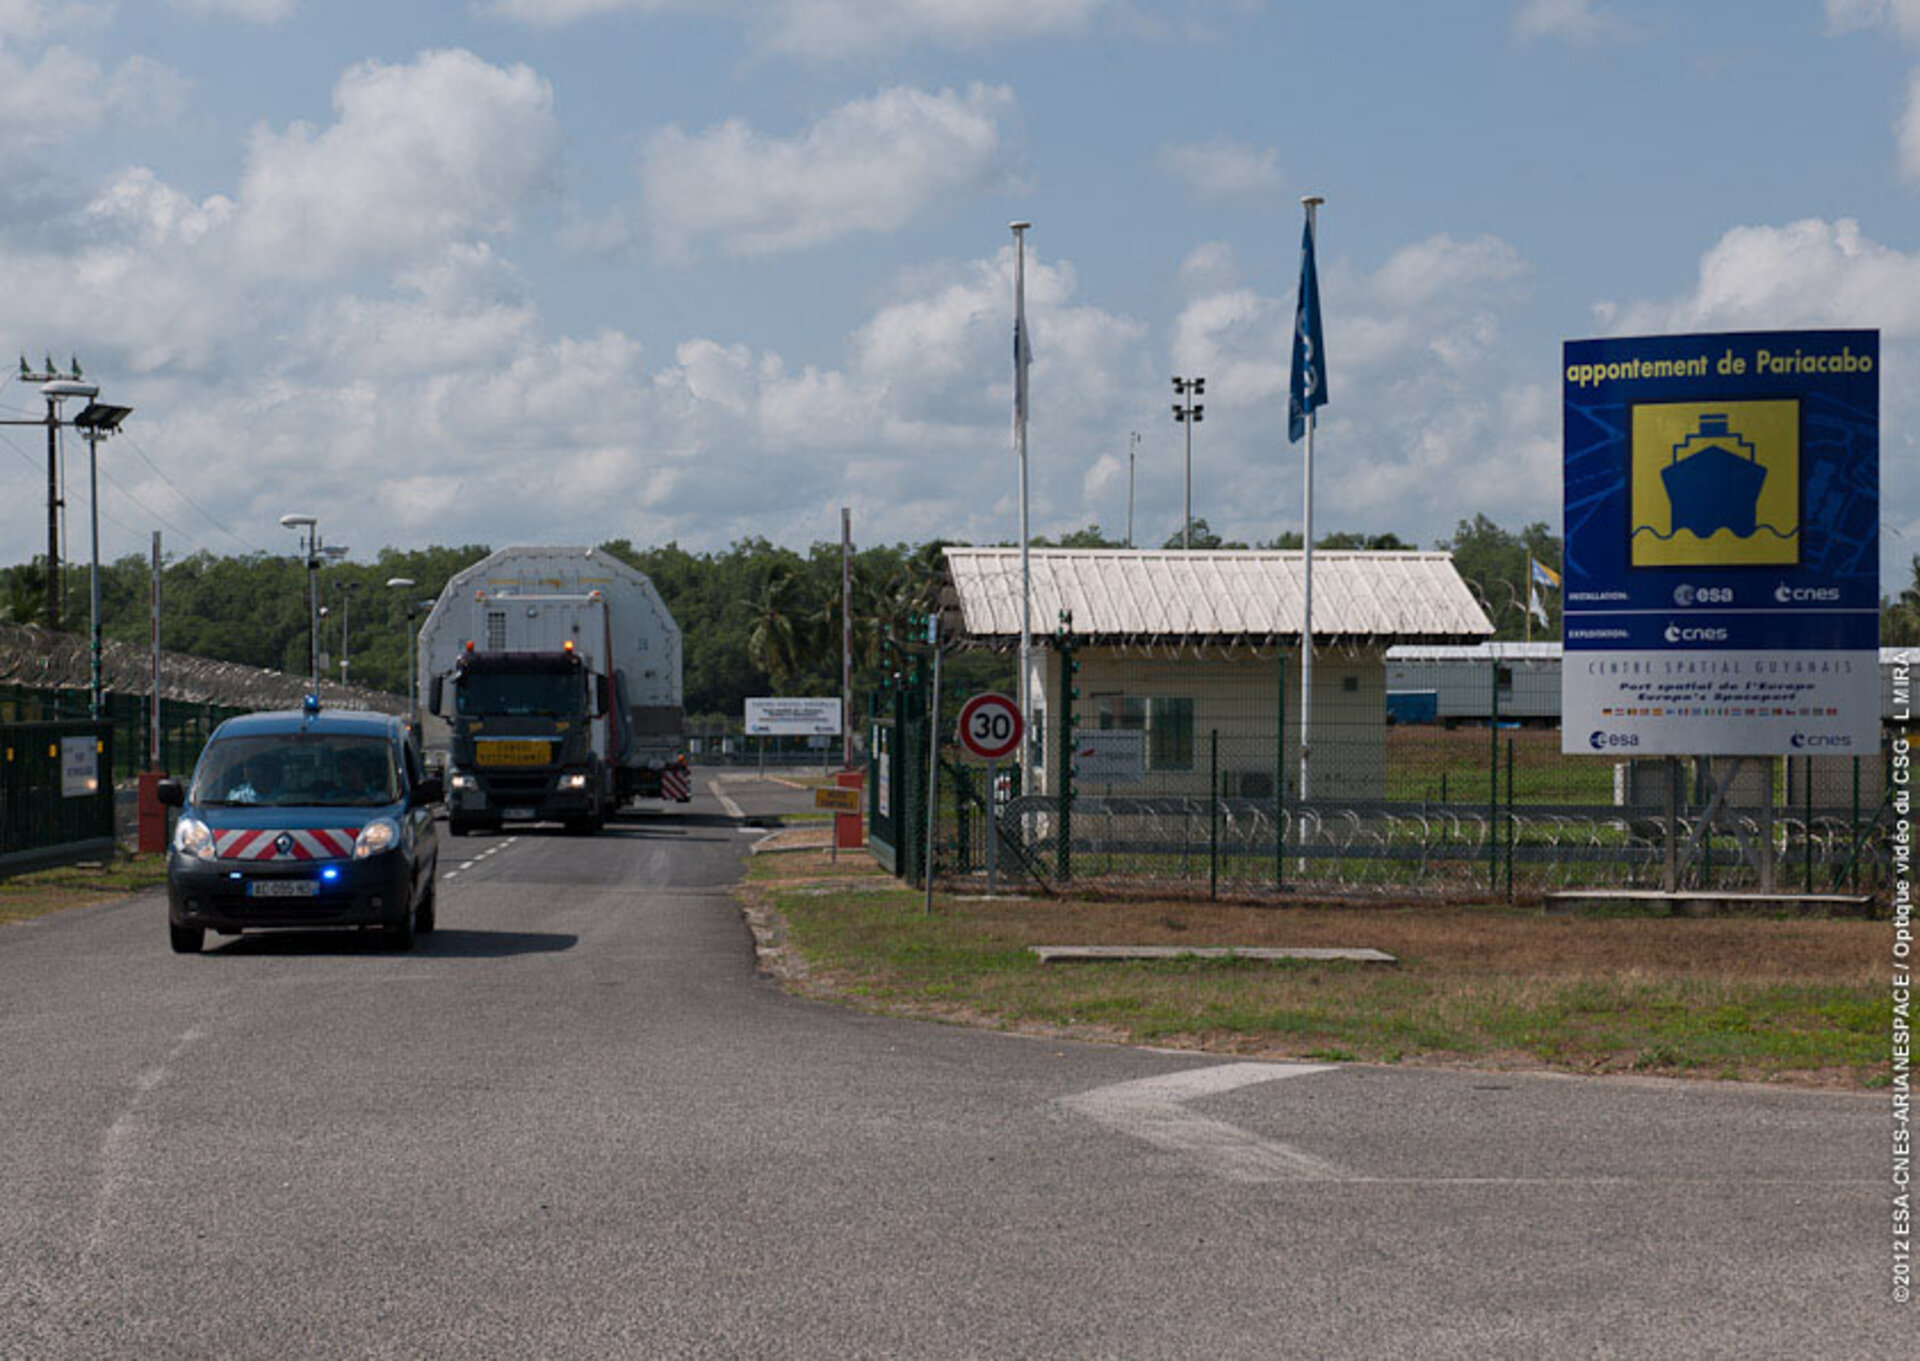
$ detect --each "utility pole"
[11,355,92,630]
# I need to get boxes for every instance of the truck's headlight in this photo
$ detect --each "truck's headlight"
[173,816,215,860]
[449,772,477,790]
[354,819,400,859]
[560,773,588,790]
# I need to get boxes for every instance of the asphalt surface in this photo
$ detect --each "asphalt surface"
[0,776,1907,1358]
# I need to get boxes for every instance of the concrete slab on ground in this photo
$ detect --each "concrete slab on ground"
[1029,945,1396,965]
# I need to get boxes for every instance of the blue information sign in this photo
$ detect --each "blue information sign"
[1562,329,1878,756]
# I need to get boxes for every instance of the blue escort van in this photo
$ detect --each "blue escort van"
[158,700,442,953]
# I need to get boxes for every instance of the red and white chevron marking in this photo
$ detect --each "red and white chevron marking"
[660,766,690,802]
[213,827,361,861]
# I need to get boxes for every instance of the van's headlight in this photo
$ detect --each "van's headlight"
[354,819,400,859]
[560,773,588,790]
[449,772,477,790]
[173,817,215,860]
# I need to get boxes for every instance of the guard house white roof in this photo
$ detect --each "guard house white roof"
[944,548,1493,645]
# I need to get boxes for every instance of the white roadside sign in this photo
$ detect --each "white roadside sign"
[744,697,843,736]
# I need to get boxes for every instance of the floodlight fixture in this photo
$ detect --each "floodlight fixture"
[74,402,133,433]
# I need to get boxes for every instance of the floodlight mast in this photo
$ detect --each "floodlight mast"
[72,398,132,720]
[387,577,420,726]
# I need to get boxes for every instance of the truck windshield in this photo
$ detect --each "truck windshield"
[457,672,581,717]
[192,735,399,808]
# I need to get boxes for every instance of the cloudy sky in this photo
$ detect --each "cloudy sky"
[2,0,1918,580]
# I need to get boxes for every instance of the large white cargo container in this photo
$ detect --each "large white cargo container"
[417,546,687,833]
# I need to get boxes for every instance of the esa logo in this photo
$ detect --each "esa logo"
[1790,733,1852,749]
[1663,624,1728,644]
[1588,730,1640,750]
[1774,582,1839,604]
[1672,584,1732,607]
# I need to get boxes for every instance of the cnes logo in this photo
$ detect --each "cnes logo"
[1790,732,1852,749]
[1663,623,1728,644]
[1774,582,1839,603]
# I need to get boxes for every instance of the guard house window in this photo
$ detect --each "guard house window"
[1496,665,1514,691]
[1094,694,1194,771]
[487,610,507,650]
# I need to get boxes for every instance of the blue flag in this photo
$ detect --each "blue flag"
[1289,215,1327,443]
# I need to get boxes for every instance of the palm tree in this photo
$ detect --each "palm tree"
[743,566,803,692]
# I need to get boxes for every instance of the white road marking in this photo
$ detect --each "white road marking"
[88,1027,206,1253]
[1059,1062,1343,1183]
[710,780,746,820]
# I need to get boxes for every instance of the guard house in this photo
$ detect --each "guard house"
[943,548,1492,801]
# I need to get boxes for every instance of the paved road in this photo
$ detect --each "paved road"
[0,777,1905,1358]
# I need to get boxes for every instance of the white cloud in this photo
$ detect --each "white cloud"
[1511,0,1636,44]
[0,1,108,45]
[1157,139,1282,201]
[1826,0,1920,41]
[638,84,1013,261]
[759,0,1104,57]
[0,47,188,148]
[476,0,1104,53]
[171,0,299,20]
[1901,69,1920,180]
[478,0,686,23]
[1599,217,1920,336]
[232,49,560,280]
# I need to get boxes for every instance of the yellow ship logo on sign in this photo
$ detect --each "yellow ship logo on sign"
[1630,400,1799,567]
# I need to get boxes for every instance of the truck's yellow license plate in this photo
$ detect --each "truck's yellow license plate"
[476,740,550,766]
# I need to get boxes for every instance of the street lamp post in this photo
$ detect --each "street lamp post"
[386,577,419,721]
[337,579,359,685]
[1171,376,1205,549]
[73,399,133,719]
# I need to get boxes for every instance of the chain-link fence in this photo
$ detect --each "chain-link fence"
[889,646,1893,902]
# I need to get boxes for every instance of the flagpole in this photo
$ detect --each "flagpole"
[1011,221,1033,773]
[1298,195,1323,804]
[1525,553,1533,646]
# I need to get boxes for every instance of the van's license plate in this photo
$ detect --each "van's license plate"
[502,807,535,820]
[248,880,318,899]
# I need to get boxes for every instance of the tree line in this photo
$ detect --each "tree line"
[0,515,1614,723]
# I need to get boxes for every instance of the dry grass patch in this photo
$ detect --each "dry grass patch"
[1,856,167,925]
[743,864,1890,1088]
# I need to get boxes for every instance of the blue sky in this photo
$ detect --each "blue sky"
[2,0,1918,585]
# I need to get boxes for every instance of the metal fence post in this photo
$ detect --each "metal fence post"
[1488,660,1500,891]
[1209,727,1220,900]
[1851,755,1861,892]
[1055,616,1076,883]
[1505,737,1515,900]
[1275,655,1286,891]
[1803,754,1814,894]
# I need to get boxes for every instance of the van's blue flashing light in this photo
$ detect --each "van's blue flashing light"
[321,867,341,882]
[228,871,241,880]
[302,693,321,715]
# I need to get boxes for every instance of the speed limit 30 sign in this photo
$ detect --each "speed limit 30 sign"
[956,692,1023,761]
